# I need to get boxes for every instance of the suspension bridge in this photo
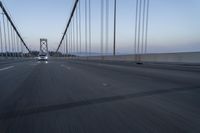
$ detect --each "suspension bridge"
[0,0,200,133]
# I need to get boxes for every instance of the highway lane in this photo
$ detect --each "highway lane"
[0,59,200,133]
[0,60,37,103]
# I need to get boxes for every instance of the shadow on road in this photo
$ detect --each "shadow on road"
[0,85,200,120]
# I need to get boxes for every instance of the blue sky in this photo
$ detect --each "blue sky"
[1,0,200,54]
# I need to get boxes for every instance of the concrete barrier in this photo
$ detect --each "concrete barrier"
[77,52,200,64]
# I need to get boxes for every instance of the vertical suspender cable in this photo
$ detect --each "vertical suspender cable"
[66,35,67,56]
[21,40,23,57]
[68,32,70,56]
[0,19,3,56]
[72,17,75,56]
[20,37,22,57]
[66,34,68,56]
[61,37,63,55]
[2,14,7,57]
[13,33,17,57]
[19,39,21,56]
[65,36,66,56]
[105,0,109,55]
[67,32,69,56]
[64,38,65,55]
[67,31,69,56]
[137,0,142,62]
[70,24,73,56]
[20,39,23,56]
[59,39,62,54]
[13,31,16,57]
[71,29,72,57]
[79,0,82,55]
[113,0,116,56]
[61,36,63,55]
[59,39,61,55]
[101,0,104,56]
[7,19,11,56]
[65,35,67,56]
[63,36,64,56]
[68,25,70,56]
[85,0,88,56]
[141,0,146,54]
[12,27,16,57]
[69,26,71,56]
[62,40,64,55]
[60,41,62,55]
[76,9,79,55]
[71,18,73,55]
[88,0,91,56]
[10,26,14,56]
[63,35,65,57]
[16,33,19,57]
[13,28,16,57]
[145,0,149,54]
[134,0,139,56]
[73,11,76,55]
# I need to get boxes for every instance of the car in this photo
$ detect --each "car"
[37,54,48,61]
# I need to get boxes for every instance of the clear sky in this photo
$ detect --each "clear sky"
[1,0,200,54]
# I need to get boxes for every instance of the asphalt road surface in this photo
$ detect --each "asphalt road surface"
[0,59,200,133]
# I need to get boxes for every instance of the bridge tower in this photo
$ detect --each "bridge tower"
[40,39,48,55]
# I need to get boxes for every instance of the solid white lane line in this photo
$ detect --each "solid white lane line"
[0,66,15,71]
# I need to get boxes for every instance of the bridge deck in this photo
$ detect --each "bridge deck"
[0,59,200,133]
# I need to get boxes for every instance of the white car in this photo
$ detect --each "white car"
[38,54,48,61]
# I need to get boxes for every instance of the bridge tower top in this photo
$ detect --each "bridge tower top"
[40,39,48,55]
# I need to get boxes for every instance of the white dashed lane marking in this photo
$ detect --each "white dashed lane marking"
[0,66,15,71]
[61,64,71,70]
